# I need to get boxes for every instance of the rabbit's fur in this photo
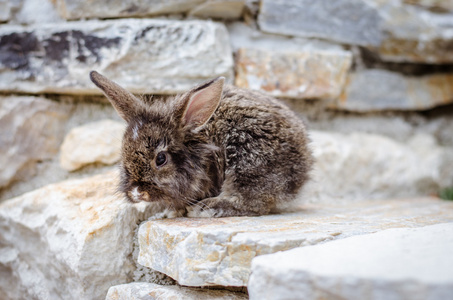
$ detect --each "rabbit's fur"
[90,71,313,217]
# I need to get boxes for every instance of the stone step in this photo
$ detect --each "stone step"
[106,282,247,300]
[137,197,453,287]
[0,19,232,95]
[0,171,159,300]
[248,222,453,300]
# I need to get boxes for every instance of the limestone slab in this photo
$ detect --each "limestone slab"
[137,198,453,287]
[235,48,352,99]
[0,19,233,95]
[106,282,248,300]
[0,96,70,189]
[59,120,125,171]
[248,222,453,300]
[333,69,453,111]
[0,171,159,300]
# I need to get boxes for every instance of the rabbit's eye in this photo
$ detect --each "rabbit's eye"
[155,152,167,167]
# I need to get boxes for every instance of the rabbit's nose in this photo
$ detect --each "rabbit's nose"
[128,187,150,203]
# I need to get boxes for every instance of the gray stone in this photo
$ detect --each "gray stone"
[235,47,352,99]
[258,0,384,47]
[258,0,453,63]
[0,0,12,22]
[0,171,159,300]
[0,19,233,95]
[137,198,453,287]
[59,120,125,171]
[0,96,70,189]
[332,69,453,111]
[248,222,453,300]
[106,282,248,300]
[305,131,452,203]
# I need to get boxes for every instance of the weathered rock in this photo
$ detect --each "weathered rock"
[0,171,159,300]
[235,47,352,99]
[332,69,453,111]
[305,131,452,203]
[137,198,453,287]
[0,0,13,22]
[54,0,245,20]
[0,96,70,189]
[59,120,125,171]
[248,222,453,300]
[189,0,245,19]
[258,0,383,47]
[258,0,453,63]
[106,282,248,300]
[0,19,233,95]
[54,0,203,20]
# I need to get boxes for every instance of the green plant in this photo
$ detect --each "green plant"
[439,187,453,201]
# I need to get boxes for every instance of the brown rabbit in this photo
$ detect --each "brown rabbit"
[90,71,313,217]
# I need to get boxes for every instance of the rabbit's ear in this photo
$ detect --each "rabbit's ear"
[181,77,224,130]
[90,71,141,123]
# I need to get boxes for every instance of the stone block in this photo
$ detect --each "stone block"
[189,0,245,19]
[137,198,453,287]
[235,48,352,99]
[59,120,125,171]
[54,0,204,20]
[0,96,70,189]
[106,282,248,300]
[248,222,453,300]
[333,70,453,111]
[54,0,245,20]
[258,0,453,63]
[0,19,233,95]
[305,131,452,203]
[0,171,158,300]
[258,0,383,47]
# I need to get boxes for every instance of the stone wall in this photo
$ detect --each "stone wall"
[1,0,452,203]
[1,1,453,299]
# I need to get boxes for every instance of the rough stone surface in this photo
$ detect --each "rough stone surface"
[0,19,233,95]
[249,222,453,300]
[54,0,245,20]
[59,119,125,171]
[258,0,453,63]
[189,0,245,19]
[0,96,70,189]
[0,171,159,300]
[333,69,453,111]
[0,0,12,22]
[258,0,384,47]
[305,131,453,203]
[106,282,248,300]
[235,48,352,99]
[137,198,453,287]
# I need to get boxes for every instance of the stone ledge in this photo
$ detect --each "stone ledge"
[0,171,159,300]
[0,19,233,95]
[137,198,453,287]
[249,222,453,300]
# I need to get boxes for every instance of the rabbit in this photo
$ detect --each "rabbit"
[90,71,313,217]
